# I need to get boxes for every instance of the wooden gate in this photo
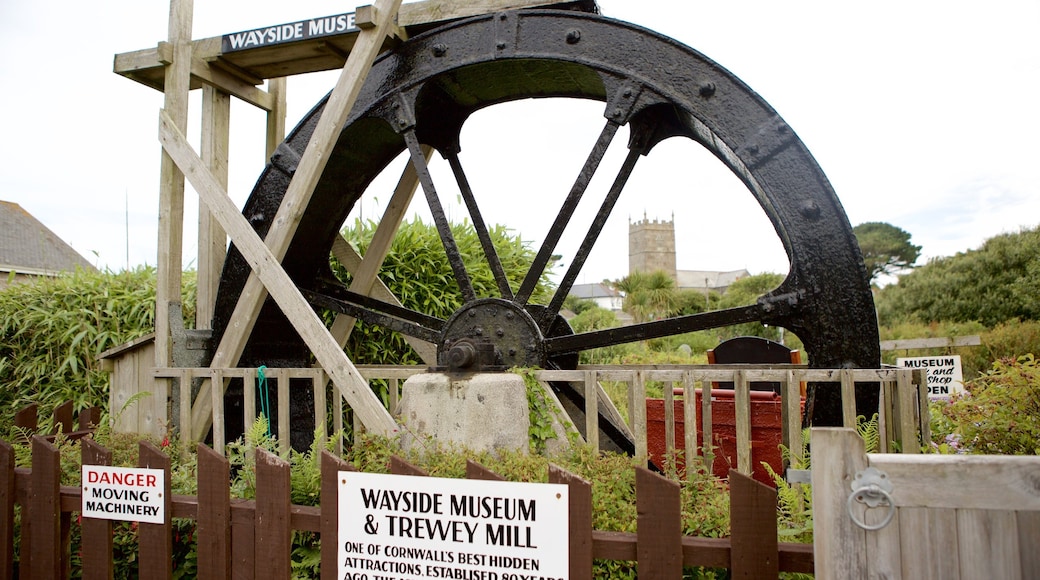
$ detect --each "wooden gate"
[812,428,1040,579]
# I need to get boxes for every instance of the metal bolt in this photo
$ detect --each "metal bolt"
[474,327,484,336]
[496,41,507,50]
[468,310,476,317]
[432,44,448,57]
[699,82,716,98]
[508,348,517,356]
[746,144,760,155]
[496,328,505,337]
[506,312,514,320]
[566,29,581,44]
[623,88,632,98]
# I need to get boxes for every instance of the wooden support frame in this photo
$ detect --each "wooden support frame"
[120,0,598,442]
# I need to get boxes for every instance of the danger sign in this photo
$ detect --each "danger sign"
[81,465,165,524]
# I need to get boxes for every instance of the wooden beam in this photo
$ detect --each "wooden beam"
[197,85,230,330]
[880,335,981,351]
[192,57,275,111]
[158,111,398,437]
[329,237,438,365]
[329,145,433,347]
[154,0,193,373]
[265,77,287,157]
[204,0,405,431]
[113,1,595,92]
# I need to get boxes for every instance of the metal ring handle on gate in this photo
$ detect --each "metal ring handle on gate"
[847,467,895,531]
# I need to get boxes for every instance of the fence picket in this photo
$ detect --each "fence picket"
[255,448,292,579]
[198,444,232,579]
[81,439,114,580]
[0,440,14,580]
[730,470,779,577]
[549,465,592,580]
[635,467,682,577]
[466,460,505,481]
[321,452,356,580]
[390,456,429,476]
[29,436,63,579]
[138,441,172,580]
[231,501,256,580]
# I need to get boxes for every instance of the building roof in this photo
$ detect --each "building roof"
[676,269,750,290]
[0,201,95,275]
[569,282,621,300]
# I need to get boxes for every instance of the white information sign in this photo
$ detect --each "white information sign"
[338,471,569,580]
[896,355,965,400]
[81,465,165,524]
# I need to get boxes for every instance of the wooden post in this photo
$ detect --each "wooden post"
[729,471,780,577]
[197,444,232,579]
[265,78,287,158]
[734,370,751,475]
[155,0,193,380]
[29,436,63,579]
[632,371,648,465]
[683,371,699,480]
[549,465,593,580]
[584,370,598,451]
[255,449,291,580]
[320,452,356,580]
[80,439,114,580]
[197,85,230,330]
[139,441,173,580]
[51,400,73,436]
[0,440,15,580]
[811,428,868,579]
[635,467,681,577]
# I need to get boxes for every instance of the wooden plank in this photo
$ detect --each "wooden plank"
[701,379,714,472]
[204,0,404,426]
[212,368,226,454]
[197,85,230,332]
[880,335,981,351]
[632,371,647,465]
[584,371,598,450]
[957,509,1021,579]
[265,77,286,157]
[276,368,291,456]
[466,460,506,481]
[867,453,1040,510]
[682,372,698,480]
[729,471,779,578]
[734,371,751,475]
[390,456,429,477]
[180,369,192,446]
[154,0,193,386]
[897,370,919,453]
[811,428,868,579]
[80,439,114,580]
[635,467,682,577]
[784,370,803,469]
[1019,511,1040,578]
[312,369,327,447]
[663,379,676,469]
[231,500,256,580]
[898,507,960,579]
[243,368,257,436]
[197,445,232,579]
[255,449,292,580]
[52,400,74,436]
[158,113,398,441]
[321,452,356,580]
[329,236,438,364]
[0,441,12,580]
[30,436,63,578]
[840,369,856,427]
[139,441,173,580]
[549,465,592,580]
[864,502,902,579]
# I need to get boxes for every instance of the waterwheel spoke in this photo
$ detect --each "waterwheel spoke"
[545,303,770,354]
[402,129,476,302]
[445,151,515,299]
[539,145,644,330]
[302,288,444,344]
[514,119,621,306]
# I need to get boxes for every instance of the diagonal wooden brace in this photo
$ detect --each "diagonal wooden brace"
[159,111,399,437]
[184,0,403,442]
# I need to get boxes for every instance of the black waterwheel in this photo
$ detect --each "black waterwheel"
[212,10,880,449]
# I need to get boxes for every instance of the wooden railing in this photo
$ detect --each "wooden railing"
[151,365,927,472]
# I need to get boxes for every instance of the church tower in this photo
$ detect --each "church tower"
[628,213,677,281]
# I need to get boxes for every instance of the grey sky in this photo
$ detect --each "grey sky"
[1,0,1037,285]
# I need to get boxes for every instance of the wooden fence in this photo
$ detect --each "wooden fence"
[150,365,927,478]
[812,428,1040,579]
[0,435,815,579]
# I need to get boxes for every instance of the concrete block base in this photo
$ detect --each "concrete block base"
[397,373,572,455]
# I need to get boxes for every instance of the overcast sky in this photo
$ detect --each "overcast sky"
[1,0,1037,287]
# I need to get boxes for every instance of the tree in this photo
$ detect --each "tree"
[853,222,922,282]
[716,272,787,341]
[613,270,678,323]
[875,226,1040,327]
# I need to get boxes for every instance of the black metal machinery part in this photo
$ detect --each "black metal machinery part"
[211,9,881,450]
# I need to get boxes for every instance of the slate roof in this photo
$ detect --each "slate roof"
[0,200,95,275]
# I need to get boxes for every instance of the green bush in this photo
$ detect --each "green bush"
[937,354,1040,454]
[0,267,196,434]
